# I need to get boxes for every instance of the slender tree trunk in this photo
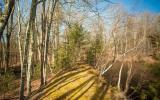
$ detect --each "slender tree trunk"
[17,0,26,99]
[117,62,124,91]
[41,0,46,86]
[35,19,41,62]
[124,61,132,93]
[5,10,13,72]
[2,36,6,72]
[0,0,15,39]
[20,0,37,98]
[54,2,61,68]
[26,0,37,96]
[41,0,58,86]
[45,0,58,80]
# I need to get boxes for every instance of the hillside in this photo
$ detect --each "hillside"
[30,65,121,100]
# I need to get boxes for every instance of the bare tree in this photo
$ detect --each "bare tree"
[20,0,38,98]
[41,0,58,86]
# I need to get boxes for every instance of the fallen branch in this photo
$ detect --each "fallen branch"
[101,37,145,75]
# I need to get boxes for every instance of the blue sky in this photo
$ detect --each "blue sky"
[0,0,4,10]
[0,0,160,13]
[111,0,160,13]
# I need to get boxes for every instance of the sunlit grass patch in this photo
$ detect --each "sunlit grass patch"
[39,65,111,100]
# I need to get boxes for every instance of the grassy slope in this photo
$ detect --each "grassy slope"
[30,59,160,100]
[30,65,117,100]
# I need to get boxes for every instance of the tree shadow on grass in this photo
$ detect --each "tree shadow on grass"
[55,76,95,100]
[54,66,90,78]
[40,74,87,98]
[43,67,90,90]
[91,82,109,100]
[30,67,90,99]
[73,80,96,100]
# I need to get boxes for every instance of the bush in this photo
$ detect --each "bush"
[145,62,160,77]
[140,82,160,100]
[129,62,160,100]
[54,23,89,69]
[0,71,16,97]
[87,34,103,66]
[32,64,41,80]
[87,46,96,66]
[57,46,72,69]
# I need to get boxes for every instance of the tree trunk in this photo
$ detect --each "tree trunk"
[0,0,15,39]
[41,0,58,86]
[5,10,13,72]
[20,0,37,98]
[41,0,46,86]
[26,0,37,96]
